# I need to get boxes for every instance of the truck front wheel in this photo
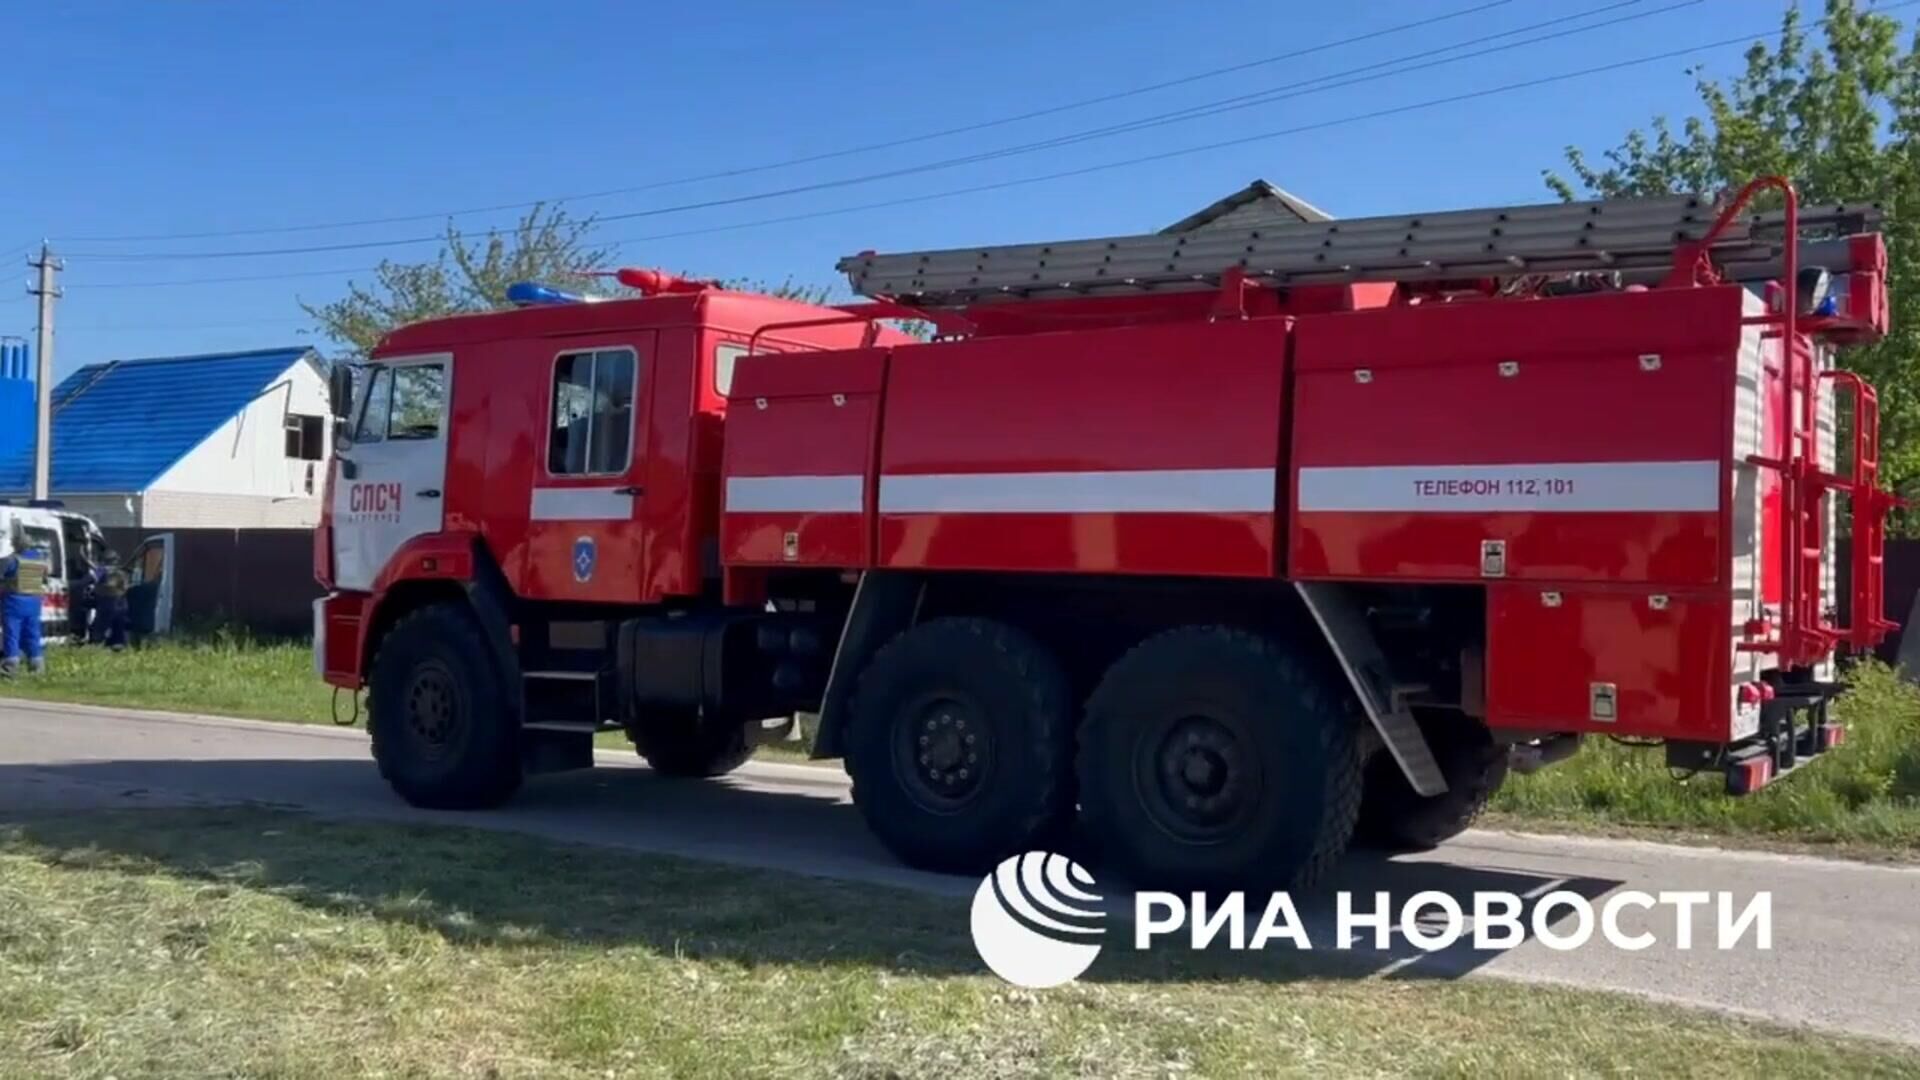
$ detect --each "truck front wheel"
[1078,626,1362,891]
[368,603,522,809]
[845,617,1075,875]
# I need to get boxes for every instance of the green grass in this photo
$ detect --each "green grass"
[0,631,814,762]
[2,633,1914,853]
[1493,659,1920,854]
[0,631,333,724]
[0,807,1913,1079]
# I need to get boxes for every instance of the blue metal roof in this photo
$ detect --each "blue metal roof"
[0,346,316,493]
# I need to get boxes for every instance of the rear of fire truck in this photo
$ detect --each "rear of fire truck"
[805,177,1896,884]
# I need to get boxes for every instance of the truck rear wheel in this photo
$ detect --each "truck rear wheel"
[1355,712,1506,851]
[1078,626,1362,891]
[845,617,1075,875]
[626,709,753,778]
[368,603,522,809]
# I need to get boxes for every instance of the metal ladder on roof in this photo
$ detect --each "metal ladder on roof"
[838,193,1881,306]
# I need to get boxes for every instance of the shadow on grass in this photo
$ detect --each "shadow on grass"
[0,756,1621,986]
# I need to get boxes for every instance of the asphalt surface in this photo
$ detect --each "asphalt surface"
[2,697,1917,1046]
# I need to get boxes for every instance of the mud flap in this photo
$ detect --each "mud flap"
[812,571,922,759]
[1293,582,1448,797]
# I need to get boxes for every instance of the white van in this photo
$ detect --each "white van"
[0,503,174,642]
[0,504,86,639]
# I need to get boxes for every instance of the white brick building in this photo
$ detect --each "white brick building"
[0,347,333,529]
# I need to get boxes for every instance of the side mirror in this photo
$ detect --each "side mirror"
[328,364,355,421]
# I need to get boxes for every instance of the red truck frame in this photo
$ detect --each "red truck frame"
[315,179,1896,889]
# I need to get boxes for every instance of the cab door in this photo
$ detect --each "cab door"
[524,334,654,603]
[332,354,451,592]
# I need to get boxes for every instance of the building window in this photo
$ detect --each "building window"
[284,413,325,461]
[548,348,638,476]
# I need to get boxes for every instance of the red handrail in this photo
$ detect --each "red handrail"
[1690,179,1818,664]
[1701,177,1896,664]
[1821,370,1902,650]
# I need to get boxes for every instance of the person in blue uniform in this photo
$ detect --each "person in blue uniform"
[1,526,52,676]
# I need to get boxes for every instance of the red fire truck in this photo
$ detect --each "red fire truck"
[315,178,1896,889]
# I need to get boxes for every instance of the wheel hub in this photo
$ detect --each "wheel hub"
[403,663,460,757]
[1181,746,1227,794]
[896,695,988,811]
[1142,716,1252,840]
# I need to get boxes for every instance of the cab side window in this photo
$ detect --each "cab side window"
[548,348,638,475]
[388,364,446,440]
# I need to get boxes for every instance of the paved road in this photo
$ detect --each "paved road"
[3,698,1917,1046]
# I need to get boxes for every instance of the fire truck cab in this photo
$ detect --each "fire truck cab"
[317,179,1898,890]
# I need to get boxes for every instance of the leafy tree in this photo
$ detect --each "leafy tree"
[1547,0,1920,527]
[303,205,610,359]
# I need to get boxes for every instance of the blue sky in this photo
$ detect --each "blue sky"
[0,0,1859,377]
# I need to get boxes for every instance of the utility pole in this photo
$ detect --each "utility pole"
[26,242,61,502]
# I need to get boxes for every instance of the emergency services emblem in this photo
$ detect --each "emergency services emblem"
[572,536,596,583]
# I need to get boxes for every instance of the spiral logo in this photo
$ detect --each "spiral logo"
[968,851,1106,988]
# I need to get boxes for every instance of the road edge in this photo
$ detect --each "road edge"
[5,694,1915,872]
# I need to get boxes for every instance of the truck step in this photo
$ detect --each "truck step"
[521,669,608,734]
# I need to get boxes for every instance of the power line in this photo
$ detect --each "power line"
[79,7,1869,300]
[76,264,384,290]
[68,0,1907,300]
[56,0,1515,245]
[63,0,1683,264]
[824,0,1688,192]
[77,317,302,333]
[499,1,1920,258]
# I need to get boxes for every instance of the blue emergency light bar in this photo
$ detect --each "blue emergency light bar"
[507,282,598,307]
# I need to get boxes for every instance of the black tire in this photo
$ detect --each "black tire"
[1078,626,1362,892]
[1355,711,1507,851]
[845,617,1075,875]
[627,709,754,778]
[368,603,522,809]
